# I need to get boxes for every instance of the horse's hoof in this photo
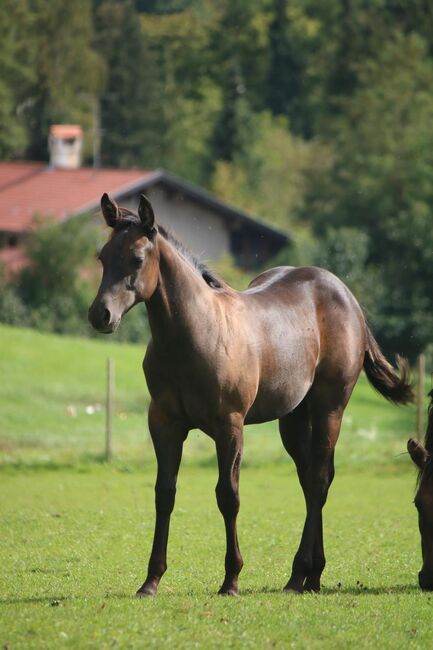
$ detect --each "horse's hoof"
[283,584,303,594]
[218,587,239,596]
[136,586,157,597]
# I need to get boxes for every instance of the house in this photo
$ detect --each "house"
[0,126,289,275]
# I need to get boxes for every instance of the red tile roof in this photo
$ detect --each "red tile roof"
[0,161,153,232]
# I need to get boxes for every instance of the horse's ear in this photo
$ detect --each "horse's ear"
[101,193,119,228]
[408,438,429,469]
[138,194,155,231]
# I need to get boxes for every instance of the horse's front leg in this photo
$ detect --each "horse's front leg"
[214,416,244,596]
[137,402,187,597]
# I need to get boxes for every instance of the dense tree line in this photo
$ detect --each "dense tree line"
[1,0,433,358]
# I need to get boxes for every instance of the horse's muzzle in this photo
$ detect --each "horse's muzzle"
[88,304,118,334]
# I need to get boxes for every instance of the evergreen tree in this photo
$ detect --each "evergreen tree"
[208,0,266,164]
[266,0,305,133]
[0,0,35,158]
[304,33,433,358]
[94,0,161,167]
[26,0,103,161]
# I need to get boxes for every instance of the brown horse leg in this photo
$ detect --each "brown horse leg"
[279,404,314,592]
[214,420,244,595]
[303,452,334,592]
[284,408,342,593]
[137,403,187,597]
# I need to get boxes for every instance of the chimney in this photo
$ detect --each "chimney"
[48,124,83,169]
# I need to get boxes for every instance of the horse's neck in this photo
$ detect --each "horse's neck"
[145,236,213,348]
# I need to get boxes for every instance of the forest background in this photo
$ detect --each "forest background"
[1,0,433,363]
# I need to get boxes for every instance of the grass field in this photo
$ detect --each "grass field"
[1,465,430,649]
[0,324,431,648]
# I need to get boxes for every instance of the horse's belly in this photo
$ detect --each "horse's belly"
[245,376,312,425]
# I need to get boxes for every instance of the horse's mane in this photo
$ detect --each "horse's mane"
[112,210,223,289]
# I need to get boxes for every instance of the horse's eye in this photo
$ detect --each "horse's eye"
[132,256,144,268]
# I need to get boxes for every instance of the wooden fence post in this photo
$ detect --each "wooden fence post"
[417,353,426,439]
[105,357,114,461]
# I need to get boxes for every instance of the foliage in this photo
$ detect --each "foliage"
[0,0,35,158]
[0,216,150,341]
[0,274,30,327]
[212,112,329,230]
[0,217,96,336]
[303,33,433,358]
[94,0,161,168]
[1,0,433,355]
[25,0,104,161]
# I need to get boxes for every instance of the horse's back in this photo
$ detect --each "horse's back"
[244,265,365,328]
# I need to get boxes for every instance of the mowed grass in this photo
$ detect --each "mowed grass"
[0,324,430,648]
[1,465,430,649]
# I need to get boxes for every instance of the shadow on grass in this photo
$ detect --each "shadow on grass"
[1,583,427,606]
[0,595,70,606]
[243,583,421,596]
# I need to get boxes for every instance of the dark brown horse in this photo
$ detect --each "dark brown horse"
[89,193,413,596]
[408,390,433,590]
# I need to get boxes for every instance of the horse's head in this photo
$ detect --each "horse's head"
[88,193,159,333]
[408,391,433,590]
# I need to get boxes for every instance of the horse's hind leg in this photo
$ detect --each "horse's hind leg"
[279,401,326,592]
[284,386,348,593]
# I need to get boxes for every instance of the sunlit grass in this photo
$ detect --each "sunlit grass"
[0,464,430,649]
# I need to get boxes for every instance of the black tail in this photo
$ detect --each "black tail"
[363,326,414,405]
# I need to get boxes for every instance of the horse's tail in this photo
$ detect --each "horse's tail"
[363,325,414,405]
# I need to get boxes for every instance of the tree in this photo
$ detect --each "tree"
[212,112,329,231]
[208,0,267,164]
[16,216,97,335]
[140,8,217,181]
[25,0,103,161]
[304,33,433,359]
[0,0,35,158]
[266,0,306,134]
[94,0,162,168]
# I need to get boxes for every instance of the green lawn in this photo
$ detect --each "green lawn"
[0,325,430,648]
[1,465,430,649]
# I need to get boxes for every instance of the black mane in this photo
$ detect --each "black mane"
[113,211,223,289]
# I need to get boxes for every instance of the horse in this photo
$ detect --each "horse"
[88,193,413,596]
[407,390,433,590]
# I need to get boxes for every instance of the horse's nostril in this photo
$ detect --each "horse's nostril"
[103,309,111,326]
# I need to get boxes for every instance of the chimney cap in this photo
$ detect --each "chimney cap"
[50,124,83,139]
